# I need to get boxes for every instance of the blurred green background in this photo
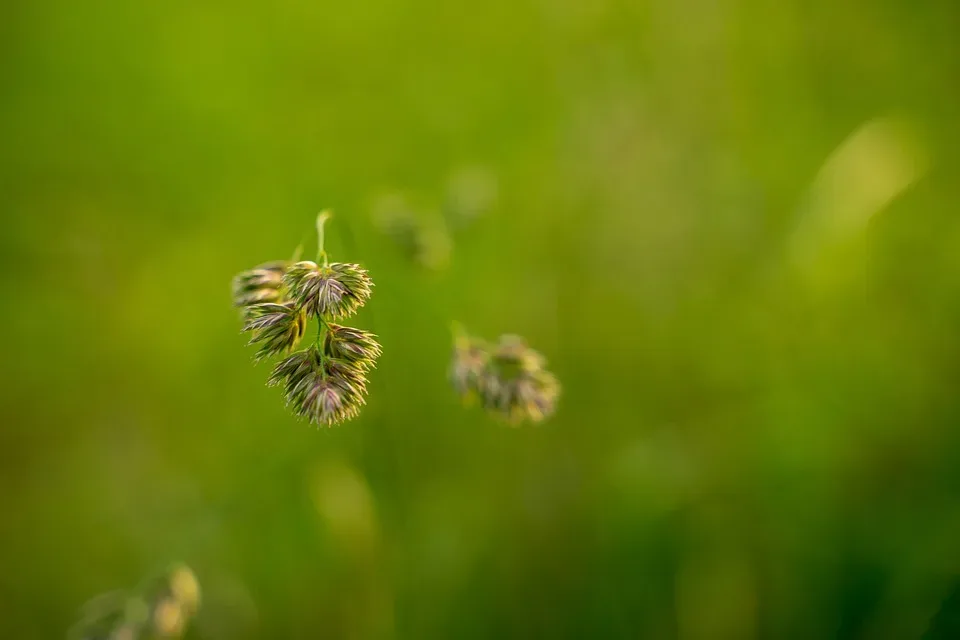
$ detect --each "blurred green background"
[3,0,960,637]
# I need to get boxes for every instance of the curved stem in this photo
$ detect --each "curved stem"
[316,210,332,266]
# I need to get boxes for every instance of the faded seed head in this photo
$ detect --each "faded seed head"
[449,335,492,403]
[485,368,560,424]
[167,565,200,616]
[109,624,139,640]
[450,329,560,424]
[152,598,184,638]
[492,334,546,375]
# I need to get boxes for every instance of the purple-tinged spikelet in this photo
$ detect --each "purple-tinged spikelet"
[324,324,382,370]
[267,348,316,389]
[242,302,307,361]
[269,347,369,426]
[232,261,288,308]
[283,261,373,320]
[235,213,379,427]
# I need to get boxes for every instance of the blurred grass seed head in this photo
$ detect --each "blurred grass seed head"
[71,565,201,640]
[371,192,453,271]
[231,260,289,308]
[450,329,560,424]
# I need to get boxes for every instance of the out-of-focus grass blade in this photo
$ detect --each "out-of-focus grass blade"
[923,579,960,639]
[791,116,926,271]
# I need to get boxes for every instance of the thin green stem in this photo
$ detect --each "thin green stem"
[314,314,333,372]
[312,212,334,363]
[315,319,328,350]
[316,210,331,266]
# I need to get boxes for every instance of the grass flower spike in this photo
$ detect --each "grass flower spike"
[283,261,373,320]
[69,564,201,640]
[268,347,369,426]
[231,260,288,308]
[450,328,560,424]
[324,324,383,369]
[486,366,560,424]
[242,302,307,361]
[233,212,380,427]
[449,333,492,403]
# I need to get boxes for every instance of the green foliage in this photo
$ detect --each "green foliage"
[3,0,960,637]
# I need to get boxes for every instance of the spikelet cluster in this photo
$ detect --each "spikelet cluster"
[283,261,373,320]
[323,324,383,368]
[70,564,200,640]
[232,213,381,426]
[450,330,560,424]
[268,347,370,425]
[231,260,288,307]
[241,302,307,361]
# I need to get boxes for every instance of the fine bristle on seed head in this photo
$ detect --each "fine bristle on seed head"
[232,261,289,308]
[283,261,373,320]
[242,302,308,361]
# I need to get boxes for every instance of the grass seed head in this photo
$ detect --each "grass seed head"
[70,565,200,640]
[269,347,369,426]
[324,324,382,370]
[236,214,379,427]
[451,329,560,424]
[485,368,560,424]
[284,261,373,320]
[242,302,308,361]
[152,598,184,638]
[449,335,492,403]
[232,261,288,308]
[492,334,546,375]
[167,565,200,616]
